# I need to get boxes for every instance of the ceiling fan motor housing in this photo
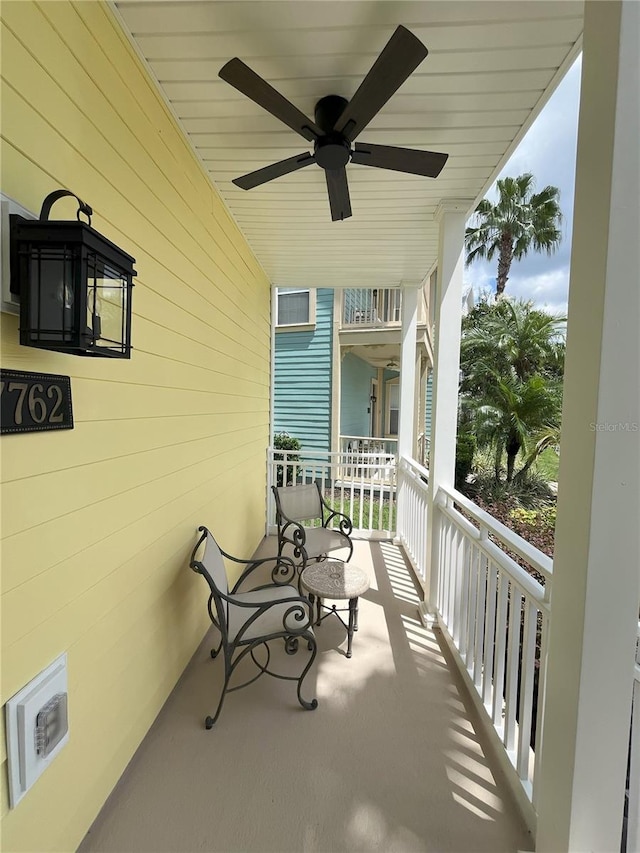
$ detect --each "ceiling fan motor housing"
[314,95,352,170]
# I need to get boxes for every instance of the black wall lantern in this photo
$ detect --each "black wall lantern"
[10,190,136,358]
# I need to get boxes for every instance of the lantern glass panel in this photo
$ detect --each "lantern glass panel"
[86,255,129,355]
[28,247,78,345]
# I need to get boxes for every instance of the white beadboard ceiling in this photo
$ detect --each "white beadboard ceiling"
[113,1,583,289]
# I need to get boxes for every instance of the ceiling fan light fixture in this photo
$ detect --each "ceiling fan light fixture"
[314,135,351,170]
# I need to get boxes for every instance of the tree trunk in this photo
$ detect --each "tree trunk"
[506,435,521,482]
[494,444,502,482]
[496,233,514,297]
[514,454,535,483]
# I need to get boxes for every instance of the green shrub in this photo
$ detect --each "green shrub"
[455,432,476,489]
[273,432,301,486]
[273,432,301,452]
[510,504,557,529]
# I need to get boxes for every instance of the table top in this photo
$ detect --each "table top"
[300,561,370,600]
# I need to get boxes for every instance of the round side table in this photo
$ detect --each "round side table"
[300,561,370,658]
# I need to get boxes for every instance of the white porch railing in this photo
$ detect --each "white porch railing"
[396,456,430,583]
[340,435,398,456]
[416,432,430,468]
[394,456,553,827]
[434,485,552,818]
[267,449,633,842]
[341,287,401,327]
[267,448,396,538]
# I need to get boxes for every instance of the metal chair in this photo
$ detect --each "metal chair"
[271,482,353,574]
[189,526,318,728]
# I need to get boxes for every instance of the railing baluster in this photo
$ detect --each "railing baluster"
[474,551,487,689]
[504,588,522,753]
[466,542,478,670]
[532,608,550,812]
[440,516,449,623]
[483,558,498,710]
[493,572,509,735]
[517,599,537,783]
[453,529,463,647]
[436,514,444,614]
[444,520,453,626]
[368,468,375,529]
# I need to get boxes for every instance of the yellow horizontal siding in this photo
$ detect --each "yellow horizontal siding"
[0,2,272,850]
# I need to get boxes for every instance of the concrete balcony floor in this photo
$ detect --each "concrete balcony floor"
[80,538,532,853]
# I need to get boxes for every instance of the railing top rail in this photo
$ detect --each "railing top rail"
[269,447,396,460]
[341,435,398,443]
[398,454,429,482]
[439,484,553,583]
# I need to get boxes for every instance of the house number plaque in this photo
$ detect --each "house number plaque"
[0,369,73,434]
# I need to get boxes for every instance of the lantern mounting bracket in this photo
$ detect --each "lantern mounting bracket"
[39,190,93,225]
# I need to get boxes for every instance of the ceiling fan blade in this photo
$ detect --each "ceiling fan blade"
[219,58,322,142]
[333,26,428,142]
[351,142,448,177]
[233,153,315,190]
[325,168,352,221]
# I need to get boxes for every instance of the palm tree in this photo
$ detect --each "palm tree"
[461,298,565,387]
[459,298,565,484]
[465,173,562,297]
[466,370,562,483]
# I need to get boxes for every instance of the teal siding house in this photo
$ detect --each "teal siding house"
[274,288,334,452]
[274,284,436,460]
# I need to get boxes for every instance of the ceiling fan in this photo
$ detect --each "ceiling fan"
[218,25,448,222]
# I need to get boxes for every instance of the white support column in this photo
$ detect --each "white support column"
[415,352,426,461]
[267,284,278,535]
[536,3,640,850]
[330,290,342,454]
[420,201,470,620]
[398,284,419,459]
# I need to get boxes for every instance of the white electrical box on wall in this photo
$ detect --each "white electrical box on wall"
[5,653,69,808]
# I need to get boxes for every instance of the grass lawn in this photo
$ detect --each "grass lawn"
[326,493,396,531]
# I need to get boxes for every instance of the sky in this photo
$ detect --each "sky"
[464,56,582,316]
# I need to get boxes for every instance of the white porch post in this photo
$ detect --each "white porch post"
[330,290,342,455]
[267,284,278,535]
[420,201,470,620]
[398,283,418,459]
[536,2,640,850]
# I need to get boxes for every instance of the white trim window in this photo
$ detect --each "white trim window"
[276,288,316,329]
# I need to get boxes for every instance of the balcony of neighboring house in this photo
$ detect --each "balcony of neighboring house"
[338,283,434,358]
[336,285,434,482]
[341,287,403,328]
